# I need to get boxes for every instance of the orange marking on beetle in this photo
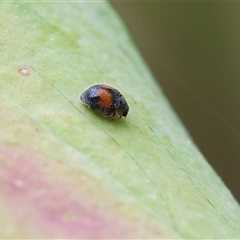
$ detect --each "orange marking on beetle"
[97,89,113,108]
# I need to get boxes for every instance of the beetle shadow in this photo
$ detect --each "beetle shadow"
[90,109,128,125]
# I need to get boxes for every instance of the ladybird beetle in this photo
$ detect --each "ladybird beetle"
[80,84,129,119]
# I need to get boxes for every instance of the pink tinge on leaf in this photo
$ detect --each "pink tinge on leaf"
[0,147,133,238]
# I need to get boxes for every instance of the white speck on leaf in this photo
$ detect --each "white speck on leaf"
[14,179,25,188]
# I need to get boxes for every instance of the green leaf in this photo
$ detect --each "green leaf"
[0,1,239,239]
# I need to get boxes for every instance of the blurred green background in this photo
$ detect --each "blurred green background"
[111,2,240,203]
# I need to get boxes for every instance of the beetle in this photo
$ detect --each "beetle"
[80,84,129,119]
